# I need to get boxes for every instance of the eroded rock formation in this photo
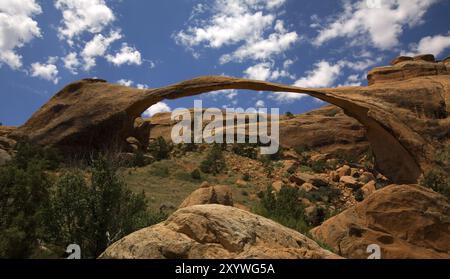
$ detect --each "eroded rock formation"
[310,184,450,259]
[147,105,369,158]
[10,55,450,183]
[99,204,341,259]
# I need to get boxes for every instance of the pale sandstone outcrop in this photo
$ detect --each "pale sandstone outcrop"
[310,184,450,259]
[178,185,233,208]
[100,204,341,259]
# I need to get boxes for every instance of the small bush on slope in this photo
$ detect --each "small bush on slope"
[200,144,226,175]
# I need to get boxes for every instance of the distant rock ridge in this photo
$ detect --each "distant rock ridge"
[9,54,450,184]
[368,54,450,85]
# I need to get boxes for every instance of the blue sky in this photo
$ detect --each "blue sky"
[1,0,450,126]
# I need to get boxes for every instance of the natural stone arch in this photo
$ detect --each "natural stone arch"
[13,76,429,184]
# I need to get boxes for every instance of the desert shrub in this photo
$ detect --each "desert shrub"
[241,190,249,196]
[242,172,251,181]
[335,152,359,165]
[180,142,198,153]
[255,186,310,234]
[132,150,147,167]
[200,144,226,175]
[436,144,450,171]
[148,137,170,161]
[308,206,327,227]
[309,160,327,173]
[285,111,294,118]
[190,169,201,180]
[231,143,258,159]
[0,159,51,258]
[302,187,341,203]
[354,188,365,202]
[420,170,450,200]
[149,163,170,178]
[259,156,274,177]
[45,157,162,258]
[294,145,310,155]
[13,141,62,170]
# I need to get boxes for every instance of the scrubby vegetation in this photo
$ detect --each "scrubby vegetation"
[420,169,450,200]
[254,186,310,234]
[0,143,164,259]
[200,144,226,175]
[231,143,258,159]
[148,136,171,161]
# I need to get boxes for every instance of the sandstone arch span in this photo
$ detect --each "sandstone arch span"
[14,74,443,185]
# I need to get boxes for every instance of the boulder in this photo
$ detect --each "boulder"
[359,172,376,184]
[178,185,233,209]
[300,183,318,193]
[272,180,284,192]
[340,176,362,189]
[311,185,450,259]
[0,136,16,150]
[361,181,376,198]
[289,173,328,188]
[337,165,351,177]
[390,56,413,65]
[100,204,341,259]
[235,179,248,187]
[413,54,435,63]
[329,171,340,182]
[0,149,11,166]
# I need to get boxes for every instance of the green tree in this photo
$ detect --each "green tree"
[200,144,226,175]
[420,170,450,200]
[0,158,51,258]
[148,136,170,161]
[190,169,201,180]
[285,111,294,118]
[45,157,163,258]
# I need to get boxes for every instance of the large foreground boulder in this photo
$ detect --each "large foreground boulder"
[100,204,340,259]
[310,185,450,259]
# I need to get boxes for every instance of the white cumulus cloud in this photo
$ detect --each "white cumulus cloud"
[0,0,42,69]
[117,79,134,87]
[313,0,438,50]
[272,60,341,103]
[106,43,142,66]
[30,57,60,84]
[142,102,172,118]
[244,62,294,81]
[175,0,297,66]
[62,52,80,74]
[411,33,450,57]
[81,31,122,70]
[55,0,115,44]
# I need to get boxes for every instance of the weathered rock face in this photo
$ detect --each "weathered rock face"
[0,149,11,166]
[178,185,234,209]
[147,105,369,158]
[0,126,17,165]
[99,204,340,259]
[310,185,450,259]
[10,56,450,183]
[369,54,450,85]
